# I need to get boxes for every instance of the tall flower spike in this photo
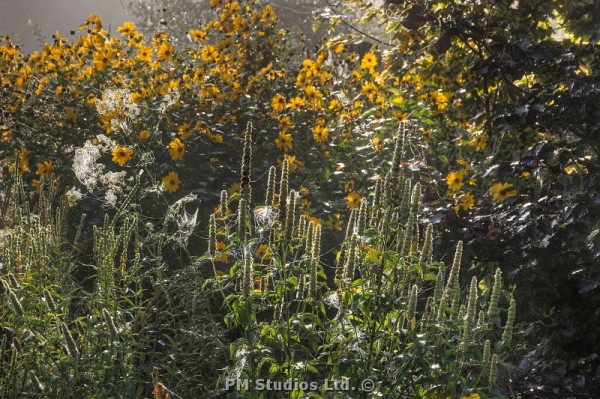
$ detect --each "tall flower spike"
[488,268,502,321]
[312,223,322,263]
[208,213,216,256]
[400,183,421,258]
[356,199,368,236]
[502,297,516,347]
[419,224,434,272]
[220,189,228,216]
[345,208,357,241]
[344,235,357,281]
[372,178,383,208]
[399,178,412,225]
[482,339,491,373]
[237,198,249,242]
[488,354,498,392]
[433,263,446,309]
[265,166,276,206]
[242,251,253,299]
[102,308,118,337]
[384,133,405,205]
[445,241,463,317]
[296,274,306,301]
[285,190,296,240]
[240,122,253,203]
[278,158,289,224]
[305,220,314,254]
[406,284,418,329]
[295,214,306,240]
[61,322,79,357]
[462,276,478,352]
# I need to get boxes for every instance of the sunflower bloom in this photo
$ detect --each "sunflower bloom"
[360,52,377,71]
[347,192,361,210]
[446,170,466,193]
[453,192,475,212]
[168,138,185,160]
[271,94,286,112]
[35,160,53,178]
[489,182,517,203]
[275,131,292,152]
[157,42,174,61]
[312,122,328,143]
[163,171,181,192]
[111,146,133,166]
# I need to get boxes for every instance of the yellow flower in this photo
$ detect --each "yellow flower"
[178,123,192,139]
[469,133,488,151]
[361,81,378,98]
[168,138,185,161]
[35,160,54,178]
[228,182,241,196]
[188,29,206,42]
[271,94,286,112]
[521,171,531,179]
[446,170,466,193]
[137,130,151,141]
[360,52,377,71]
[288,96,305,110]
[162,171,181,192]
[93,49,113,71]
[326,213,342,232]
[117,21,136,36]
[157,42,174,61]
[138,45,153,62]
[346,192,361,210]
[489,182,517,203]
[312,122,328,143]
[461,393,481,399]
[214,241,228,262]
[201,45,219,62]
[275,131,292,152]
[255,243,271,260]
[453,192,475,212]
[111,146,133,166]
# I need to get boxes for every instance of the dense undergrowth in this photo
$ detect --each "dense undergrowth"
[1,0,600,397]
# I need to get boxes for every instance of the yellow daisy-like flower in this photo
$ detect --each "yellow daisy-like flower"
[117,21,136,36]
[469,133,488,151]
[489,182,517,203]
[271,94,286,112]
[168,138,185,161]
[201,45,219,62]
[157,42,174,61]
[188,29,206,43]
[137,130,151,141]
[346,192,361,210]
[361,81,378,98]
[162,171,181,193]
[178,123,192,139]
[453,192,475,212]
[446,170,466,193]
[360,52,377,71]
[35,160,54,178]
[312,122,328,143]
[255,243,271,260]
[111,146,133,166]
[214,241,228,263]
[138,45,153,62]
[275,131,292,152]
[288,96,305,110]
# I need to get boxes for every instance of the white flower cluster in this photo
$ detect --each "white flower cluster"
[95,88,140,132]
